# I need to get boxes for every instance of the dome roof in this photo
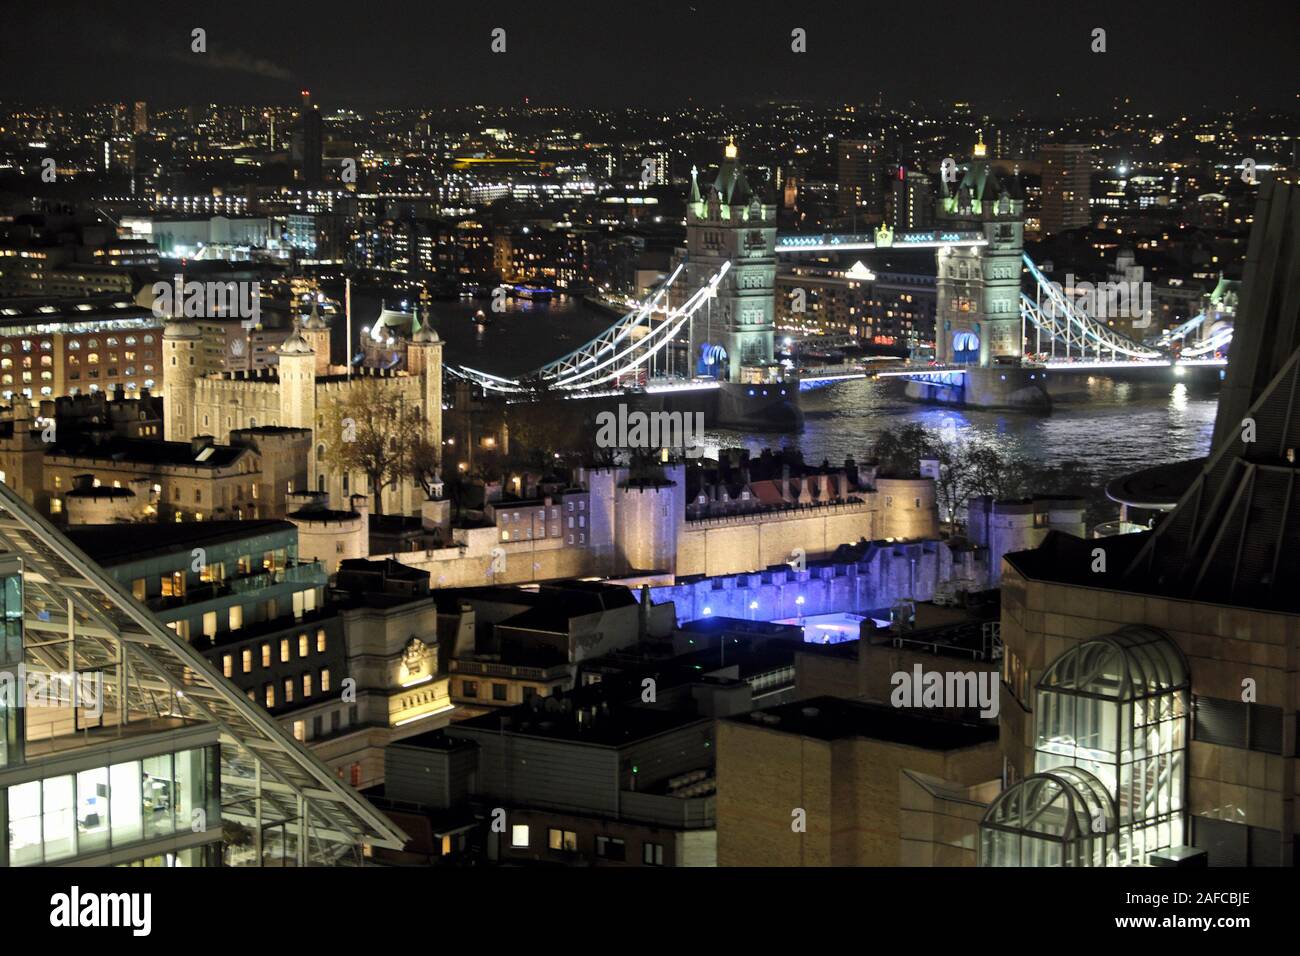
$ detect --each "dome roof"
[413,316,440,343]
[278,328,314,355]
[302,300,329,330]
[163,318,201,339]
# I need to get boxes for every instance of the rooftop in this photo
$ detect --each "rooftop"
[445,698,709,748]
[729,696,997,751]
[66,519,293,564]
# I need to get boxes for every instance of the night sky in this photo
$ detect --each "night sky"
[0,0,1295,114]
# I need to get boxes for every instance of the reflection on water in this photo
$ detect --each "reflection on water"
[342,292,1215,520]
[705,377,1217,522]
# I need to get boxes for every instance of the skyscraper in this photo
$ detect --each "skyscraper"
[132,100,148,134]
[298,89,323,188]
[1039,142,1092,235]
[890,167,934,231]
[837,138,883,222]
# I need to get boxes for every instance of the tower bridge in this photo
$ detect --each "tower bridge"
[446,143,1231,417]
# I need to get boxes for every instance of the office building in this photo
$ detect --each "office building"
[1039,143,1092,235]
[0,481,405,865]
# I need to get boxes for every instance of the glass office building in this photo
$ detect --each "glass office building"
[0,484,406,866]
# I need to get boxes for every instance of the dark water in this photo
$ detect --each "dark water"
[709,376,1216,479]
[343,294,1218,520]
[341,292,616,378]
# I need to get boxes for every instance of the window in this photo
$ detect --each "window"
[510,824,530,848]
[320,668,331,693]
[595,836,625,861]
[222,654,232,677]
[229,605,243,631]
[241,649,252,674]
[42,776,76,860]
[316,629,327,653]
[299,633,309,658]
[303,672,313,697]
[1193,697,1283,754]
[283,678,294,703]
[160,570,185,597]
[463,681,479,698]
[109,761,142,846]
[643,842,664,866]
[280,638,290,663]
[261,644,271,668]
[202,611,217,639]
[142,753,174,839]
[264,684,275,708]
[492,683,507,702]
[549,828,578,852]
[76,767,110,854]
[292,720,306,742]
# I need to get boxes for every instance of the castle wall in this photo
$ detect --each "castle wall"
[676,503,880,578]
[648,543,986,625]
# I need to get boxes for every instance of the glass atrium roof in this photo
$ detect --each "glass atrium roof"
[982,767,1115,841]
[1036,625,1189,701]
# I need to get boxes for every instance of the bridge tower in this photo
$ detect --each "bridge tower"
[934,143,1025,366]
[685,140,778,382]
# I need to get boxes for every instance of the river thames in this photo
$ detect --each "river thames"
[346,293,1218,523]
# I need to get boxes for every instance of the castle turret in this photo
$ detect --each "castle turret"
[162,318,202,441]
[301,298,331,375]
[277,320,317,432]
[407,311,443,458]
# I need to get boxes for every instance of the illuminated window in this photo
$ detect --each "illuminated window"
[320,668,331,693]
[510,825,530,848]
[548,828,578,852]
[316,629,326,653]
[280,638,290,663]
[261,644,271,668]
[241,649,252,674]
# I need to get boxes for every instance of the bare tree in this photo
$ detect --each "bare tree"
[409,433,443,499]
[321,377,424,515]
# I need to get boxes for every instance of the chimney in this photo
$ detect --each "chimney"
[638,583,652,640]
[780,464,791,503]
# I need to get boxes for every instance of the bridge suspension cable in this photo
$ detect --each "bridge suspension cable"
[447,260,732,394]
[1020,254,1163,361]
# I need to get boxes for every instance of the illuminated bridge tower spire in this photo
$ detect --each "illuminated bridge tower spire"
[934,143,1025,366]
[685,139,778,382]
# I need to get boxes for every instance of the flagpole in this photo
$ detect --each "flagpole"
[345,277,352,379]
